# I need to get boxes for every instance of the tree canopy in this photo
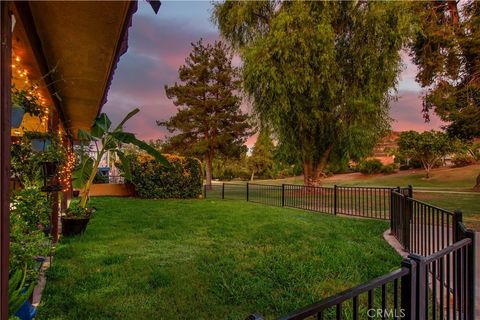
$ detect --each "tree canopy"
[158,39,252,185]
[410,1,480,140]
[213,1,412,185]
[397,130,455,178]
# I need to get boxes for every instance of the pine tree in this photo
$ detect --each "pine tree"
[158,39,252,186]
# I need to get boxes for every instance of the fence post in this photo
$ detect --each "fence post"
[409,254,425,320]
[203,184,206,199]
[400,258,417,320]
[453,209,463,242]
[222,183,225,200]
[281,184,285,207]
[462,229,476,320]
[246,183,249,202]
[408,184,413,198]
[334,185,337,215]
[390,188,394,232]
[402,195,411,251]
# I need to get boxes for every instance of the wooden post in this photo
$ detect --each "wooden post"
[281,184,285,207]
[0,2,11,318]
[246,183,249,202]
[50,111,59,242]
[221,183,224,200]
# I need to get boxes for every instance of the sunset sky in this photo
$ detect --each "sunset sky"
[103,1,445,148]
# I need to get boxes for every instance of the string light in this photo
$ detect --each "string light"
[12,54,49,127]
[58,133,75,192]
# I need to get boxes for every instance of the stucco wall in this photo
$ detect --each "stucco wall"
[90,184,134,197]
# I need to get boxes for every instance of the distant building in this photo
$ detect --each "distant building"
[368,131,400,165]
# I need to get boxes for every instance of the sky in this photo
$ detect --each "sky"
[103,1,444,148]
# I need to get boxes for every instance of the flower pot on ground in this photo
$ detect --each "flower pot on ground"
[11,104,25,128]
[61,203,92,237]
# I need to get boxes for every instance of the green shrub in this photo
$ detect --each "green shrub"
[380,163,397,174]
[452,154,476,167]
[93,172,109,184]
[128,153,202,199]
[358,159,383,174]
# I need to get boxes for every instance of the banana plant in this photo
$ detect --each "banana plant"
[73,108,170,209]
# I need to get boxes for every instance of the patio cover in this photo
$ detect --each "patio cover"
[12,1,157,137]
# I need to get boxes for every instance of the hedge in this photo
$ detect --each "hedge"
[127,153,203,199]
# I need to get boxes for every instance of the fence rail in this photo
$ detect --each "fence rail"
[204,183,410,220]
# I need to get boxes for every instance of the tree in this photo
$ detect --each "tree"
[213,1,411,186]
[410,1,480,187]
[397,130,455,178]
[248,127,275,180]
[159,39,252,186]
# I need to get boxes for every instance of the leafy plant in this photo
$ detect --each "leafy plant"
[23,131,53,140]
[10,138,42,187]
[126,153,202,199]
[10,187,50,230]
[11,85,43,117]
[74,108,170,208]
[8,266,35,318]
[358,159,383,174]
[65,201,91,218]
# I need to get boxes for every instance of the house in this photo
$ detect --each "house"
[0,1,160,318]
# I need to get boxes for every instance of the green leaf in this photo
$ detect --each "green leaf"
[114,108,140,132]
[116,150,132,181]
[73,156,94,189]
[110,132,171,168]
[91,113,112,138]
[77,129,93,142]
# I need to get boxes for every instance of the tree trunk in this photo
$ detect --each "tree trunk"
[474,172,480,192]
[303,146,333,186]
[250,170,254,181]
[204,152,213,188]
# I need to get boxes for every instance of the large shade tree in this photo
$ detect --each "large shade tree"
[409,0,480,189]
[213,1,411,186]
[159,39,252,186]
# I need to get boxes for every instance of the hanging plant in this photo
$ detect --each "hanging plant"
[11,85,44,128]
[24,131,53,152]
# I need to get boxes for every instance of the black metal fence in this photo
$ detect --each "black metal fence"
[204,183,409,220]
[204,182,476,320]
[391,188,459,256]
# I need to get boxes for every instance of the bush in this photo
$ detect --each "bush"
[358,159,383,174]
[128,153,202,199]
[452,154,476,167]
[93,172,109,184]
[380,163,397,174]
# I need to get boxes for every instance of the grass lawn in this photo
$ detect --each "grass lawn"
[414,191,480,231]
[37,198,400,319]
[250,164,480,191]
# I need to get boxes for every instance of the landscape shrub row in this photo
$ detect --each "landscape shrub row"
[127,153,203,199]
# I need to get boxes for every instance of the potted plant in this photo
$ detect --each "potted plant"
[69,108,170,233]
[24,131,53,152]
[61,202,93,236]
[11,85,44,128]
